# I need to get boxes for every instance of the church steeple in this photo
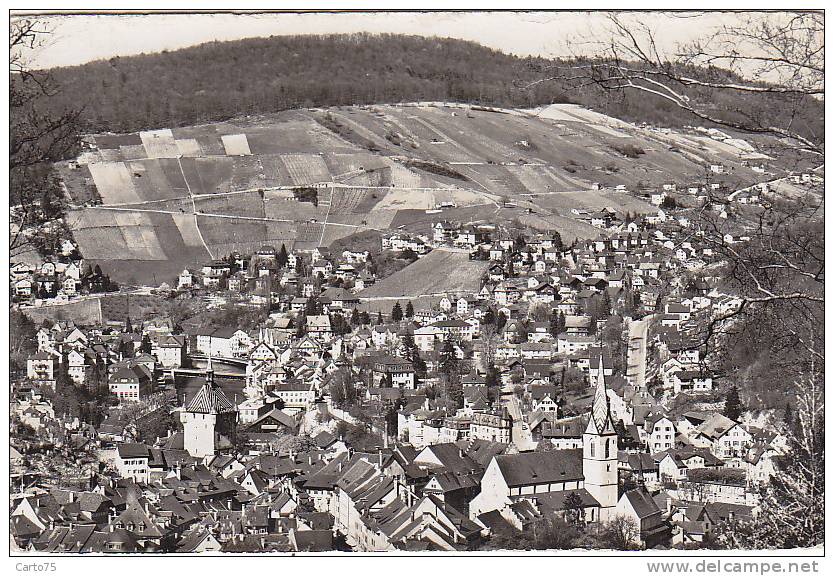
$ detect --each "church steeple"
[582,353,619,521]
[587,354,614,434]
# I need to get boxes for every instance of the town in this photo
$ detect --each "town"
[9,10,824,557]
[11,165,820,552]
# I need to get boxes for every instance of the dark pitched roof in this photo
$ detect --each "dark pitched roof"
[185,383,237,414]
[623,488,663,519]
[494,450,583,487]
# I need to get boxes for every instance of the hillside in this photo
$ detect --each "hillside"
[41,34,822,143]
[60,100,797,285]
[359,249,490,299]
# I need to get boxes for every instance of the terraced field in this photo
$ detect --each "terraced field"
[64,102,784,284]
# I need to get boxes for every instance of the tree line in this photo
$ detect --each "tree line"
[32,33,821,142]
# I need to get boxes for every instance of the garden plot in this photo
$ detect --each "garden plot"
[432,188,496,208]
[176,138,203,157]
[244,119,358,154]
[507,164,566,193]
[126,159,183,201]
[119,144,148,161]
[221,134,252,156]
[280,154,332,185]
[387,163,427,188]
[88,162,142,204]
[325,153,388,177]
[329,188,372,213]
[263,191,322,221]
[329,210,397,230]
[140,129,180,158]
[197,216,266,247]
[373,188,433,211]
[258,155,296,186]
[24,298,102,326]
[71,227,131,259]
[93,133,142,149]
[172,213,206,247]
[194,191,266,219]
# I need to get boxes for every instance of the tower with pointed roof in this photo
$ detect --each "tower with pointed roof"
[181,340,238,458]
[583,355,619,521]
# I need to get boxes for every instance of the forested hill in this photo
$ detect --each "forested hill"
[42,33,820,139]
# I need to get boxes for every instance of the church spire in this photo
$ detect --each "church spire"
[590,354,614,434]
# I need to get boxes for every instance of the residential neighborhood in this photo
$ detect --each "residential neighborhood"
[9,9,823,559]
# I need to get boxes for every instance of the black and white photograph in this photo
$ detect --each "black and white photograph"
[7,4,825,564]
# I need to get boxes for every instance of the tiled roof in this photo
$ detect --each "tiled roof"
[185,383,237,414]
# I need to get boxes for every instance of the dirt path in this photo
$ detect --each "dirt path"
[177,155,213,260]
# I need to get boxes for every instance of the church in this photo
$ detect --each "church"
[469,358,619,523]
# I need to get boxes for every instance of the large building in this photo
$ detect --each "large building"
[469,358,619,523]
[180,358,238,459]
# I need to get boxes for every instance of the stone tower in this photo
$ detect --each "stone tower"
[583,355,619,522]
[181,351,238,459]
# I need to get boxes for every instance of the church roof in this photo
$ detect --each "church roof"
[588,355,615,434]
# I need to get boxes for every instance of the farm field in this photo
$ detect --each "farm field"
[359,249,489,298]
[529,189,658,217]
[63,102,789,284]
[23,298,103,326]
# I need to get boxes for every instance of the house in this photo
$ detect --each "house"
[691,414,752,459]
[371,355,416,389]
[245,407,300,434]
[470,410,512,444]
[152,334,187,368]
[115,443,151,483]
[615,489,671,548]
[27,351,57,388]
[108,365,154,402]
[195,327,236,358]
[644,413,676,453]
[271,381,317,413]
